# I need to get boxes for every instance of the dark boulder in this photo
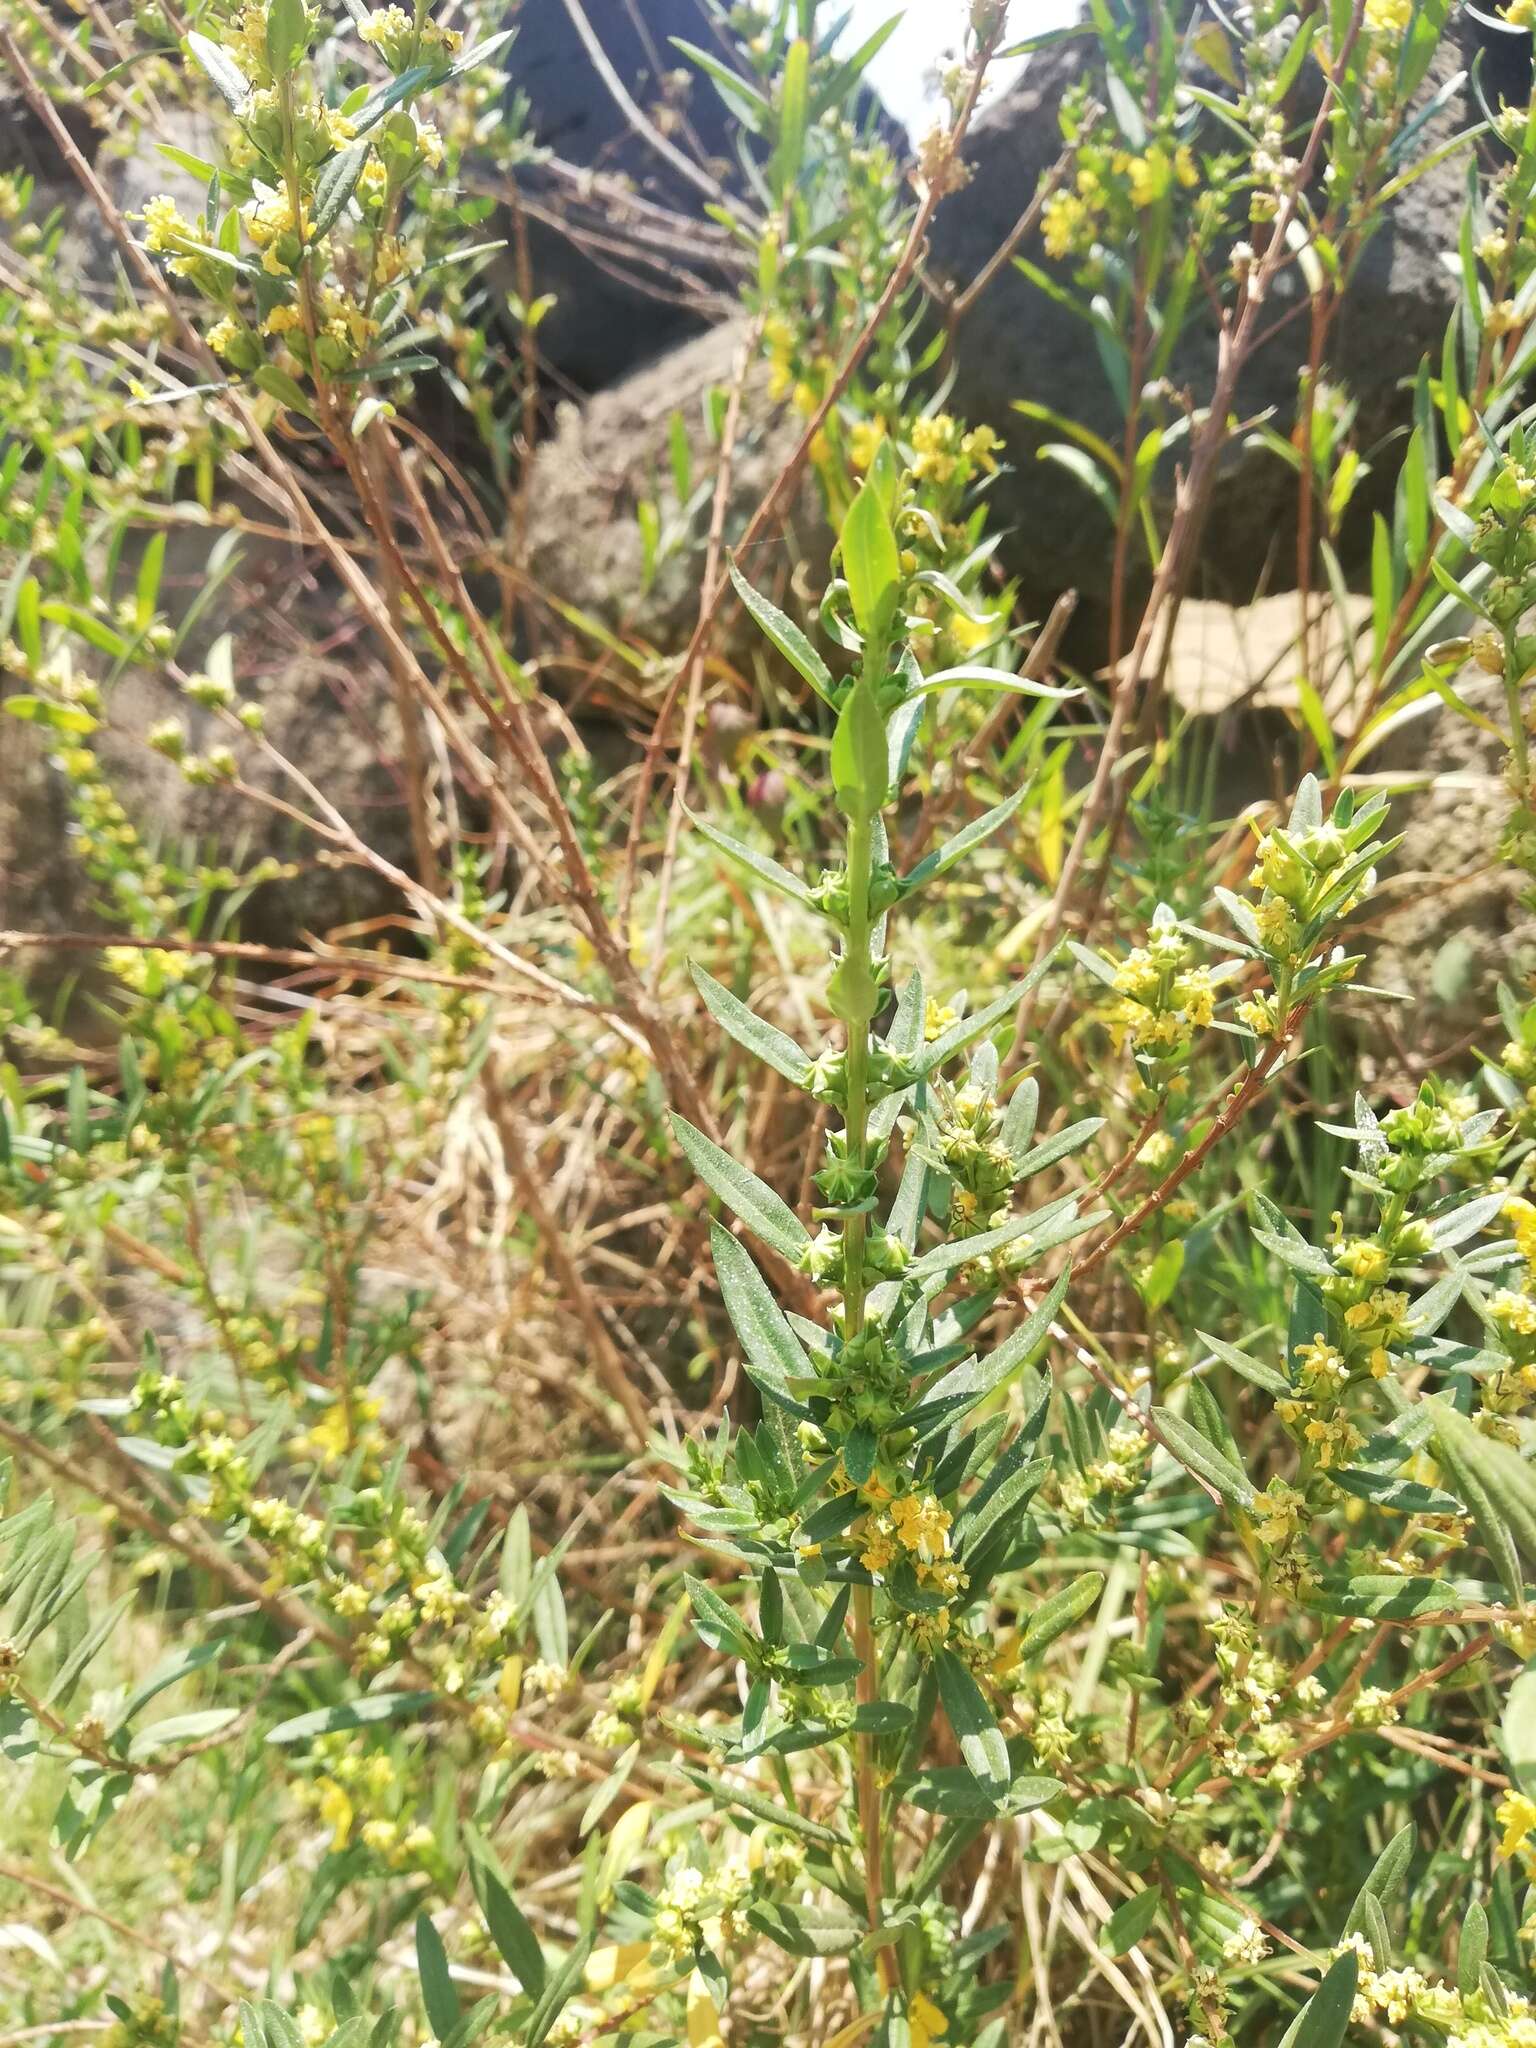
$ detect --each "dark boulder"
[499,0,748,392]
[498,0,901,393]
[931,8,1525,628]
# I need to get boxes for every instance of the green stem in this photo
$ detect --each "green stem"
[1507,645,1529,797]
[838,802,888,1968]
[841,809,874,1331]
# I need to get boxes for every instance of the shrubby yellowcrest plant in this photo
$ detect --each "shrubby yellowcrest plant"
[14,1,1536,2045]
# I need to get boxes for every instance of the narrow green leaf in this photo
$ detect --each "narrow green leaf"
[266,1691,436,1745]
[729,562,835,702]
[467,1858,546,1993]
[936,1650,1009,1804]
[1458,1903,1489,1998]
[690,963,812,1084]
[709,1223,816,1418]
[313,139,371,233]
[1020,1570,1104,1658]
[415,1915,459,2044]
[669,37,771,131]
[1196,1329,1290,1398]
[910,664,1077,702]
[1277,1950,1358,2048]
[1150,1408,1253,1506]
[840,477,900,641]
[186,30,251,108]
[772,37,809,196]
[830,673,888,819]
[903,786,1030,893]
[672,1114,808,1260]
[1433,1401,1536,1599]
[688,809,813,908]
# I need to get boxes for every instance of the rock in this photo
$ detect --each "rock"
[497,0,901,393]
[1367,686,1536,1047]
[498,0,748,392]
[2,520,419,961]
[522,316,832,662]
[930,9,1522,628]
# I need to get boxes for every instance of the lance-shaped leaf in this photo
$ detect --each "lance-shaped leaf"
[1433,1399,1536,1599]
[869,970,926,1141]
[955,1456,1050,1562]
[685,1574,753,1656]
[1458,1903,1489,1999]
[1277,1949,1358,2048]
[686,809,814,908]
[186,30,251,108]
[912,1269,1069,1433]
[936,1649,1009,1804]
[910,663,1078,701]
[1196,1328,1290,1398]
[1428,1190,1507,1249]
[1020,1569,1104,1658]
[710,1224,815,1418]
[467,1853,546,1993]
[1344,1823,1415,1937]
[266,1690,436,1745]
[313,139,371,234]
[729,561,835,702]
[1333,1469,1461,1517]
[672,1114,808,1261]
[670,36,771,130]
[1009,1116,1105,1180]
[830,672,889,819]
[901,786,1031,895]
[690,963,813,1085]
[840,476,901,641]
[677,1764,847,1846]
[908,1212,1040,1285]
[415,1915,459,2044]
[770,35,809,196]
[1150,1407,1254,1506]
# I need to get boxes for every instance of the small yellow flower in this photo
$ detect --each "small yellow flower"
[316,1776,353,1849]
[849,417,886,471]
[1042,190,1091,261]
[1498,1791,1536,1859]
[909,1993,949,2048]
[891,1491,951,1563]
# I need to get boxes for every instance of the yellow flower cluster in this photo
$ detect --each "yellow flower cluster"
[909,413,1001,486]
[300,1738,436,1867]
[1104,913,1215,1071]
[1251,1477,1307,1549]
[1041,140,1198,260]
[356,3,462,67]
[245,192,310,277]
[1334,1929,1536,2044]
[288,1389,384,1470]
[859,1491,967,1649]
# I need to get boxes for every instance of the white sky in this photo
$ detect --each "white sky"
[842,0,1080,133]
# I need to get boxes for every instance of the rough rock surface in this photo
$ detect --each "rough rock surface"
[1368,694,1536,1046]
[2,523,416,956]
[523,317,832,661]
